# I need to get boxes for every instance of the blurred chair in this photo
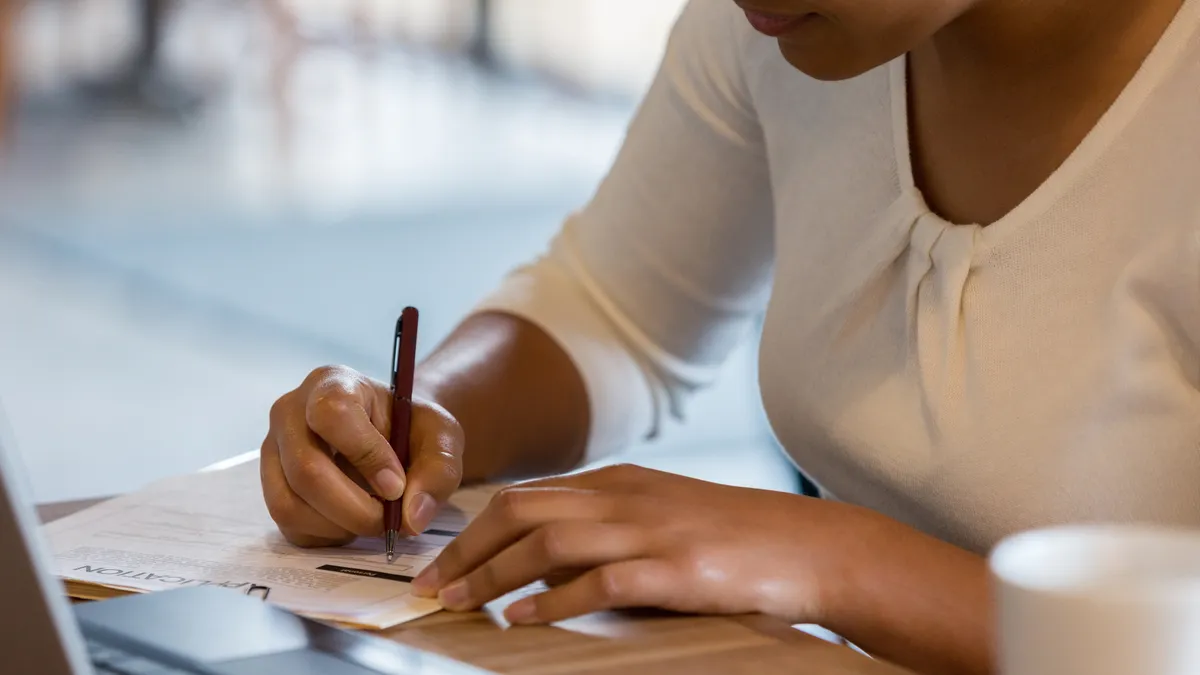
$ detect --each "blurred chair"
[75,0,205,118]
[469,0,493,67]
[252,0,482,161]
[0,0,16,148]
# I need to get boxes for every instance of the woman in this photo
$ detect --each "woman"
[260,0,1200,673]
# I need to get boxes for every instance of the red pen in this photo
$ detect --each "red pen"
[385,307,419,562]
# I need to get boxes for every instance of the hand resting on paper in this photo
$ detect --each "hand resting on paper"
[407,463,990,675]
[409,464,857,626]
[261,365,465,548]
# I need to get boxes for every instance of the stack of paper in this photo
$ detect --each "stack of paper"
[46,458,497,630]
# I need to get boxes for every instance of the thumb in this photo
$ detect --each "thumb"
[306,387,406,501]
[401,400,465,535]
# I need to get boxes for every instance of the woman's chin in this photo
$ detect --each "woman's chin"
[777,40,879,81]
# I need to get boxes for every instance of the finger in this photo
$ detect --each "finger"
[502,560,679,625]
[260,435,356,545]
[436,522,648,611]
[276,404,384,537]
[305,376,405,501]
[401,402,464,536]
[411,488,618,596]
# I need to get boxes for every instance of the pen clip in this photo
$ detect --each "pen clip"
[391,315,404,395]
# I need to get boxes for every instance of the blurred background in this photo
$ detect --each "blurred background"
[0,0,795,503]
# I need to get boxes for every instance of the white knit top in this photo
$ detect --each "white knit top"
[476,0,1200,553]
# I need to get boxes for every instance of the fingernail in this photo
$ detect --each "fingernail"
[409,493,436,534]
[411,564,439,597]
[437,580,470,611]
[504,599,537,625]
[374,468,404,501]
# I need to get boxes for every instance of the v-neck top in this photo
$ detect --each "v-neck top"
[476,0,1200,552]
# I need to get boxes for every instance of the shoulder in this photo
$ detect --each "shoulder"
[674,0,751,40]
[663,0,759,81]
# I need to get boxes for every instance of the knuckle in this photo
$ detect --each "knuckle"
[415,414,465,485]
[259,435,274,459]
[605,463,644,483]
[264,494,300,530]
[595,566,630,604]
[306,394,355,433]
[676,544,703,568]
[435,409,466,447]
[425,454,463,488]
[536,525,573,563]
[447,417,465,447]
[418,399,461,432]
[348,441,389,469]
[671,546,709,581]
[268,392,295,428]
[305,365,343,386]
[289,458,326,495]
[492,489,531,524]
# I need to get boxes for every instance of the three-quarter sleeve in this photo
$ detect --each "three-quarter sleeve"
[474,0,776,460]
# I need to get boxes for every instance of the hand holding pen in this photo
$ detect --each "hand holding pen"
[259,306,465,555]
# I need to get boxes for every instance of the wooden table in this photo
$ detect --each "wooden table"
[41,499,913,675]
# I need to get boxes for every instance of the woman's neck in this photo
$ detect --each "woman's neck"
[904,0,1185,226]
[926,0,1185,87]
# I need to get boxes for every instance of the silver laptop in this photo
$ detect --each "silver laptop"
[0,404,493,675]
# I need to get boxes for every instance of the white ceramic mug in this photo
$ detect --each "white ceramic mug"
[990,525,1200,675]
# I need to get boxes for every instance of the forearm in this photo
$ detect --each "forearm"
[823,506,994,675]
[414,311,591,483]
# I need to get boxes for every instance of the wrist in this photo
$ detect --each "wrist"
[799,499,893,630]
[805,502,993,675]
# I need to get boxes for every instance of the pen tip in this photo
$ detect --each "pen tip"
[385,529,396,563]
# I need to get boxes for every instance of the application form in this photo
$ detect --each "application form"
[46,459,498,629]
